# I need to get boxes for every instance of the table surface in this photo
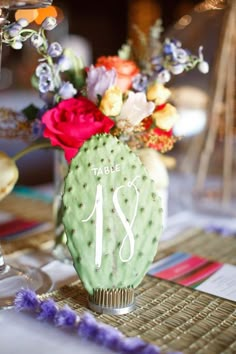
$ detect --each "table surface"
[1,177,236,354]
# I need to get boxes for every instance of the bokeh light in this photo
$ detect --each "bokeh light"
[34,5,57,24]
[15,9,39,23]
[15,6,64,25]
[174,15,192,30]
[195,0,226,12]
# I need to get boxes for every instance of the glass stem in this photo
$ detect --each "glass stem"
[0,244,6,273]
[0,28,2,78]
[0,7,10,78]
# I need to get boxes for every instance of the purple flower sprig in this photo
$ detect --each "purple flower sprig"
[204,225,236,237]
[3,17,79,107]
[14,289,182,354]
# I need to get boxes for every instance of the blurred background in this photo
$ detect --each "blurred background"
[0,0,226,185]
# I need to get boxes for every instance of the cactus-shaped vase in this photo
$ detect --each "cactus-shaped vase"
[62,134,163,314]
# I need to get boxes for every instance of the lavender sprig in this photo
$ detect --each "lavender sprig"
[2,16,78,106]
[205,225,235,237]
[54,305,77,327]
[37,299,57,321]
[14,288,40,311]
[14,289,181,354]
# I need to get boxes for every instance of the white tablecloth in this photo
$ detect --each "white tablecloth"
[1,173,235,354]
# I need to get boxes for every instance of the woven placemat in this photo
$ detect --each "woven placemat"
[41,275,236,354]
[40,229,236,354]
[1,195,236,353]
[1,194,54,255]
[0,194,52,221]
[156,227,236,266]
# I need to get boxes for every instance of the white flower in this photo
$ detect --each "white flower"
[39,75,54,93]
[86,65,116,104]
[170,63,185,75]
[48,42,63,58]
[174,48,189,64]
[117,91,155,127]
[17,18,29,28]
[58,56,72,72]
[8,23,22,38]
[59,82,77,99]
[198,61,209,74]
[41,17,57,31]
[11,40,23,50]
[0,152,19,201]
[157,69,171,84]
[36,63,51,78]
[198,46,209,74]
[31,33,44,49]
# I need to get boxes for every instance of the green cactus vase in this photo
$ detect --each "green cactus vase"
[62,134,163,314]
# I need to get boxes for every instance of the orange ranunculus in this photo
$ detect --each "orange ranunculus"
[96,56,140,92]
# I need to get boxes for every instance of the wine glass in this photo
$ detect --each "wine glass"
[0,0,53,309]
[0,0,52,7]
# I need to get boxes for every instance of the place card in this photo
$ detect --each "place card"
[148,252,236,302]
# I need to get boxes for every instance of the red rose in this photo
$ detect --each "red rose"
[96,56,140,92]
[42,97,114,163]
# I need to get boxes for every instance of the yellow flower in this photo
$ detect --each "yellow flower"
[99,86,123,117]
[0,152,19,201]
[147,83,171,105]
[152,103,179,131]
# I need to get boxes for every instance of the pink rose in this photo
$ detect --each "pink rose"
[42,97,114,163]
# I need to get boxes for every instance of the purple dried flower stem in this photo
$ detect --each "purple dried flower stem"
[205,225,235,237]
[14,289,181,354]
[37,299,57,321]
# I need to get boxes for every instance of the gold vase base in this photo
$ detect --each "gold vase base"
[88,288,135,315]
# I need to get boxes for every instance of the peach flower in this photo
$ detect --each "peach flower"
[96,56,140,92]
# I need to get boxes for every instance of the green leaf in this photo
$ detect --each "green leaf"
[22,104,39,121]
[149,19,163,40]
[63,48,86,90]
[118,43,132,60]
[31,74,39,90]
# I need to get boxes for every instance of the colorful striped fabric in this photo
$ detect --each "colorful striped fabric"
[148,252,223,288]
[0,212,52,240]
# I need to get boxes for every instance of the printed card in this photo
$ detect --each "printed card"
[148,252,236,302]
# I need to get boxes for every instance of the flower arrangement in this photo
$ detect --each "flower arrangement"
[0,16,208,199]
